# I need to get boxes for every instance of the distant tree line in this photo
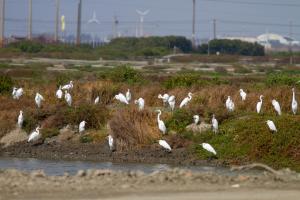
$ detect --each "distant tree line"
[3,37,265,58]
[197,39,265,56]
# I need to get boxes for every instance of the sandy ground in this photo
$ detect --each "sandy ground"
[0,168,299,200]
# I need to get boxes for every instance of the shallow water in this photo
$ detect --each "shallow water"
[0,157,260,176]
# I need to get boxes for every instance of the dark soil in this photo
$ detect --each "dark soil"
[0,141,221,166]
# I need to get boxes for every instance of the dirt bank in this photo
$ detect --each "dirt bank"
[0,168,299,200]
[0,141,221,166]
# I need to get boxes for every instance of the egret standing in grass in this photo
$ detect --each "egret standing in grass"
[134,98,145,111]
[239,89,247,101]
[179,92,192,108]
[114,93,129,104]
[201,143,217,155]
[28,126,41,142]
[35,93,44,108]
[12,87,24,100]
[64,90,72,106]
[126,89,131,102]
[212,114,218,134]
[56,86,63,99]
[94,96,100,104]
[62,81,73,90]
[291,88,298,115]
[108,135,114,151]
[156,110,166,134]
[272,99,282,116]
[168,95,176,111]
[17,110,24,128]
[158,93,169,106]
[256,95,263,114]
[226,97,235,112]
[79,121,86,134]
[225,96,231,109]
[193,115,200,125]
[266,120,277,132]
[158,140,172,152]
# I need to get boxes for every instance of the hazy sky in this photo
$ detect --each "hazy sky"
[4,0,300,40]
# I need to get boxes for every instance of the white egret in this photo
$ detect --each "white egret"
[62,81,73,90]
[193,115,200,125]
[114,93,129,104]
[291,88,298,115]
[179,92,192,108]
[239,89,247,101]
[35,93,44,108]
[28,126,41,142]
[158,140,172,152]
[64,90,72,106]
[212,114,218,134]
[126,89,131,102]
[272,99,282,116]
[168,95,176,111]
[94,96,100,104]
[156,110,166,134]
[225,96,231,109]
[108,135,114,151]
[158,93,169,105]
[266,120,277,132]
[256,95,263,114]
[134,97,145,111]
[79,121,86,133]
[17,110,24,128]
[12,87,16,97]
[56,86,63,99]
[201,143,217,155]
[12,87,23,100]
[227,100,235,112]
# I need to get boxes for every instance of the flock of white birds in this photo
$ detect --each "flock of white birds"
[11,81,298,157]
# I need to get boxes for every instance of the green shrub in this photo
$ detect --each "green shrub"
[41,128,60,139]
[266,73,298,86]
[8,41,44,53]
[64,104,109,129]
[166,109,194,133]
[163,73,199,89]
[0,75,13,94]
[234,66,252,74]
[108,65,143,84]
[80,135,94,143]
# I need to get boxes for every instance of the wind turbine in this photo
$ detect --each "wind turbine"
[88,11,100,24]
[87,11,100,47]
[136,9,150,37]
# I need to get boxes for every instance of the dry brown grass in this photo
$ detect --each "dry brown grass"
[109,107,161,151]
[0,77,298,148]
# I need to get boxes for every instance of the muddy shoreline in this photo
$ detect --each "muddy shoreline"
[1,142,300,200]
[0,141,224,167]
[0,168,299,200]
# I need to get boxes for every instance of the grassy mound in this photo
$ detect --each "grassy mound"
[190,113,300,171]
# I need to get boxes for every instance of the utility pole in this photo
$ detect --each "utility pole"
[213,18,216,40]
[0,0,5,47]
[76,0,82,45]
[28,0,32,40]
[192,0,196,48]
[55,0,60,42]
[113,15,119,38]
[289,20,293,65]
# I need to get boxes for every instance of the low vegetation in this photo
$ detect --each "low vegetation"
[0,57,299,171]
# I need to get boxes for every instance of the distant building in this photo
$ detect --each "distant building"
[222,33,300,51]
